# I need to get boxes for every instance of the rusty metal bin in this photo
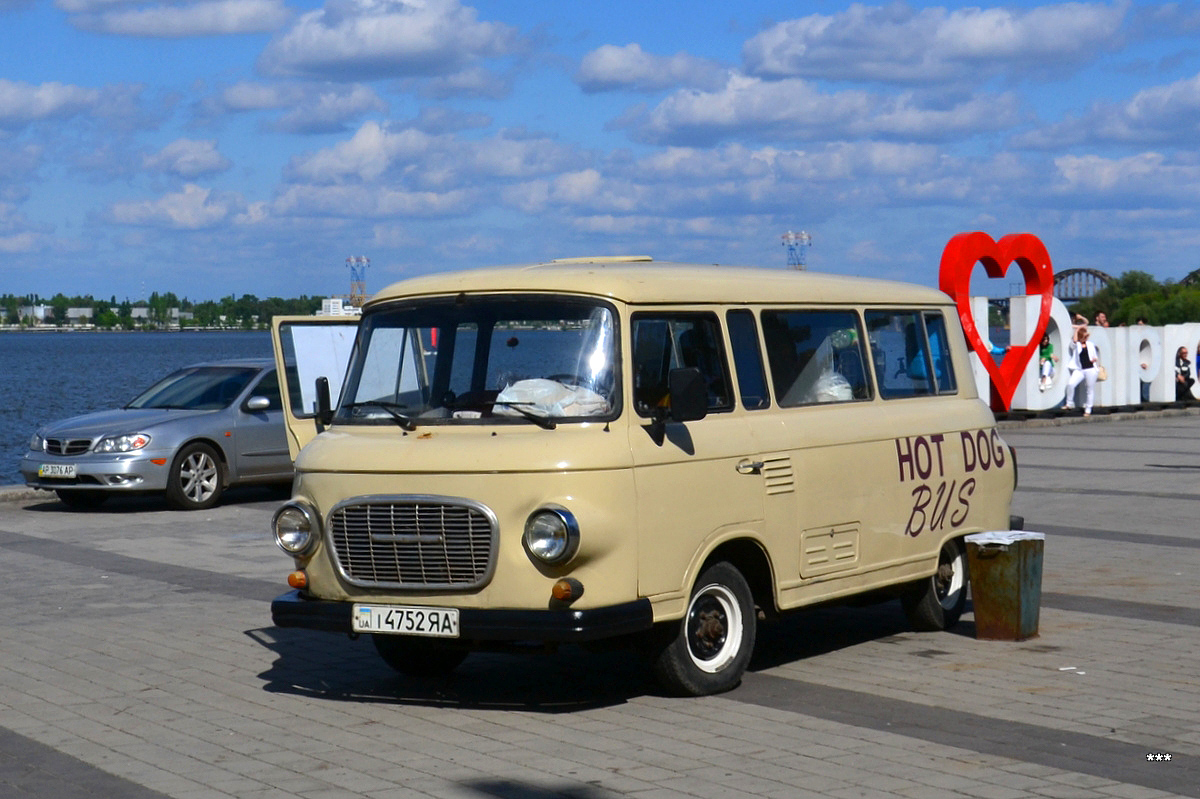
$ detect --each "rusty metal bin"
[965,531,1045,641]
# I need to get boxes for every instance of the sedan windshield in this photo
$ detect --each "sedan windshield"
[127,366,258,411]
[337,296,617,426]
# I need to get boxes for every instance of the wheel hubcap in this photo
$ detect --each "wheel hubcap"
[181,453,218,502]
[685,583,743,673]
[935,547,965,610]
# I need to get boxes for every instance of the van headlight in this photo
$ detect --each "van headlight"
[273,501,321,556]
[523,505,580,566]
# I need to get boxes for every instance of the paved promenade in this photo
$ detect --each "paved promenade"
[2,411,1199,798]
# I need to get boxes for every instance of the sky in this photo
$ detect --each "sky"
[2,0,1200,304]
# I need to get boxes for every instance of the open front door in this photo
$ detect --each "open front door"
[271,315,359,460]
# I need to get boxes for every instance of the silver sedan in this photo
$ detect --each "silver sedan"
[21,358,292,510]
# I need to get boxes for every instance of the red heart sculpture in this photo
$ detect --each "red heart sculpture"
[939,232,1054,411]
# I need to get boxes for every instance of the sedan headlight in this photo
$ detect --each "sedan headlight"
[273,501,321,556]
[29,433,44,452]
[523,505,580,566]
[94,433,151,453]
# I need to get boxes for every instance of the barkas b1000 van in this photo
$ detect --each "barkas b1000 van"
[270,257,1018,696]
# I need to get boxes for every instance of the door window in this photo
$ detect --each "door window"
[631,313,733,417]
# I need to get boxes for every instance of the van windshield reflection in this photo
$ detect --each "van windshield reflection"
[336,297,617,426]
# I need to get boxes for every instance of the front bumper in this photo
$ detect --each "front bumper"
[271,589,655,642]
[19,451,172,492]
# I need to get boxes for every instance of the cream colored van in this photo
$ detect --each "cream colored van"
[270,257,1017,695]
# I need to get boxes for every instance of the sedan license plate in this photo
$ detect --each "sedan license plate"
[38,463,77,479]
[353,604,459,638]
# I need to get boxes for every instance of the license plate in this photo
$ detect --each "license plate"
[353,604,460,638]
[38,463,77,478]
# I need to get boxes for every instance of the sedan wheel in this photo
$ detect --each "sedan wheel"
[166,442,223,510]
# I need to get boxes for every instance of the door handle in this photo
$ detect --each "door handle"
[737,459,764,475]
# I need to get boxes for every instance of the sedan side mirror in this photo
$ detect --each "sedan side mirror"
[245,396,270,412]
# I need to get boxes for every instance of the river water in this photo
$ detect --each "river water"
[0,331,272,485]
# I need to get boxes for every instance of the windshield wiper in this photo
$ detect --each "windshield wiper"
[491,401,557,430]
[343,400,417,431]
[496,402,557,429]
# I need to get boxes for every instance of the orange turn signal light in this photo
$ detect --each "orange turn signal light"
[551,578,583,603]
[287,571,308,589]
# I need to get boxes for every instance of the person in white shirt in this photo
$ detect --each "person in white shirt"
[1064,327,1101,416]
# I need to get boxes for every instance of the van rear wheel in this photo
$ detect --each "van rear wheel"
[903,537,968,631]
[650,561,755,696]
[372,635,468,678]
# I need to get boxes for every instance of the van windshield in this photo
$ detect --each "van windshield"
[336,297,617,426]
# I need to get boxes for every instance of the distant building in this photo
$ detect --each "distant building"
[318,297,361,317]
[18,305,48,324]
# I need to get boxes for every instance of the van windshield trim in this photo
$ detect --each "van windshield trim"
[335,295,621,427]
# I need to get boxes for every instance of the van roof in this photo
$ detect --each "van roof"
[364,258,951,309]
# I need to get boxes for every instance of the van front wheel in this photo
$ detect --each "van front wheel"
[650,561,755,696]
[902,537,968,631]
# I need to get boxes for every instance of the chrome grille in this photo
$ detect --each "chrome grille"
[44,438,93,456]
[328,497,497,589]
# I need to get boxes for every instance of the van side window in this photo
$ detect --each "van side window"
[923,311,957,394]
[631,313,733,416]
[726,310,770,410]
[760,310,870,406]
[865,310,941,399]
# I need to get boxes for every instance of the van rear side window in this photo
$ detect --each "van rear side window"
[865,310,957,398]
[760,310,870,406]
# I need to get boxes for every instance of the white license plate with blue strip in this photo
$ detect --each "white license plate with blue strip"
[353,604,460,637]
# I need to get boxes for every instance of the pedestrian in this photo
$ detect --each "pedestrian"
[1038,332,1057,391]
[1065,327,1101,416]
[1095,311,1109,328]
[1176,346,1195,402]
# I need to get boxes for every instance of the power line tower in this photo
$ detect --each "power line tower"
[781,230,812,270]
[346,256,369,307]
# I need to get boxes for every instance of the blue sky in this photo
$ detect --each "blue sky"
[2,0,1199,303]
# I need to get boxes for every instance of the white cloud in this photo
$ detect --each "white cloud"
[577,43,727,93]
[285,120,579,186]
[0,231,41,253]
[109,184,244,229]
[272,183,476,217]
[286,121,435,182]
[1018,71,1200,147]
[143,138,231,178]
[68,0,291,36]
[0,79,101,128]
[259,0,522,82]
[633,75,871,145]
[629,74,1016,145]
[743,2,1126,84]
[209,81,387,133]
[1053,152,1200,197]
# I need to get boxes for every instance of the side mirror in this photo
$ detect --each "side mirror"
[667,367,708,422]
[315,377,333,427]
[245,395,270,412]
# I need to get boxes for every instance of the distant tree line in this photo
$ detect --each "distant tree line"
[0,292,324,330]
[1067,270,1200,326]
